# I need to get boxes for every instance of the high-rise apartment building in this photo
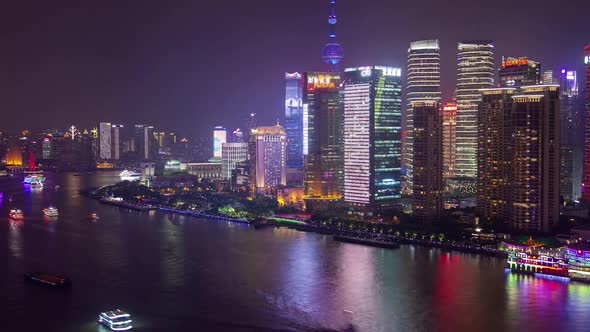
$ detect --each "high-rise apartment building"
[99,122,111,160]
[498,57,541,88]
[252,125,287,194]
[405,39,441,193]
[442,100,457,178]
[456,41,494,178]
[412,101,443,222]
[478,88,516,223]
[221,142,249,180]
[111,124,123,160]
[478,85,560,233]
[134,125,155,160]
[584,46,590,202]
[512,85,560,232]
[343,66,403,211]
[302,72,342,200]
[285,72,304,168]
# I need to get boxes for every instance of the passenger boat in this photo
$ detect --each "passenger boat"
[503,239,569,278]
[90,213,100,220]
[98,309,133,331]
[23,174,45,185]
[9,209,24,220]
[24,272,71,288]
[43,206,59,217]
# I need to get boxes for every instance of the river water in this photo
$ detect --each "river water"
[1,172,589,332]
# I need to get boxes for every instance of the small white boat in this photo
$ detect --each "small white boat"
[119,170,141,181]
[43,207,59,217]
[98,309,132,331]
[90,213,100,220]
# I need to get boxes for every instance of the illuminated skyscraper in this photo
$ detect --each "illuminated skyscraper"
[99,122,111,160]
[584,46,590,202]
[343,66,403,210]
[511,85,560,233]
[498,57,541,88]
[442,100,457,178]
[252,125,287,194]
[456,41,494,179]
[412,101,443,222]
[134,125,155,160]
[303,72,342,200]
[285,72,304,168]
[212,126,227,159]
[542,69,556,84]
[478,88,516,223]
[221,142,249,180]
[559,69,580,201]
[111,124,123,160]
[405,39,440,193]
[478,85,560,233]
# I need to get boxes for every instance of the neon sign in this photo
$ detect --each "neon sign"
[502,58,529,67]
[306,74,339,91]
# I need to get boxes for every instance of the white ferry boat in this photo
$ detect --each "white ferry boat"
[43,207,59,217]
[98,309,133,331]
[9,209,24,220]
[119,170,141,181]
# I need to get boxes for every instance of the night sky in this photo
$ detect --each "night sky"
[1,0,588,137]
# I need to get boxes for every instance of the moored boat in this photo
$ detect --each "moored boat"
[24,272,71,288]
[9,209,24,220]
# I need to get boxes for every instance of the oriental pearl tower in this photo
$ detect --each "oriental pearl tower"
[321,0,343,72]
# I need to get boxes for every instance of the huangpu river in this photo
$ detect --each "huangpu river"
[2,171,590,331]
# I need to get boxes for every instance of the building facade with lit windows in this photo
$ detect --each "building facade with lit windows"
[559,69,581,201]
[111,124,123,160]
[511,85,560,233]
[405,39,441,194]
[585,46,590,202]
[252,125,287,194]
[478,86,560,232]
[442,100,457,178]
[455,41,494,179]
[134,125,155,160]
[221,142,249,180]
[99,122,111,160]
[498,57,541,88]
[302,72,342,200]
[285,72,304,168]
[343,66,403,211]
[412,101,443,222]
[477,88,516,223]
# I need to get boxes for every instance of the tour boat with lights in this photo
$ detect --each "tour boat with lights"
[503,239,569,278]
[9,209,24,220]
[43,206,59,217]
[119,170,141,181]
[24,272,71,288]
[99,309,133,331]
[23,174,45,185]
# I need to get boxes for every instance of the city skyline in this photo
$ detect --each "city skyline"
[0,0,588,134]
